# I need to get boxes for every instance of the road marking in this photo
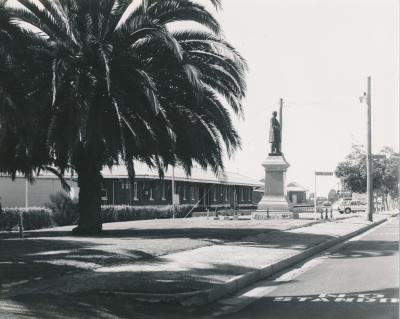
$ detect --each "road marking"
[272,294,399,304]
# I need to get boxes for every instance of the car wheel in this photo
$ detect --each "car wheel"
[345,207,351,214]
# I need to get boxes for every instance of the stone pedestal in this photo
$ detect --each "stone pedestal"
[257,155,297,219]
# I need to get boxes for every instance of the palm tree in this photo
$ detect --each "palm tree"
[0,0,247,234]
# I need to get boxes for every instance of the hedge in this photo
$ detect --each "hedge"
[0,191,194,231]
[100,205,192,223]
[0,207,53,231]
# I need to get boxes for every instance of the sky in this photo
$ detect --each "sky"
[200,0,399,197]
[9,0,398,198]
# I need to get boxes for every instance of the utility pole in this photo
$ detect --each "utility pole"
[279,98,283,153]
[20,179,27,238]
[172,166,176,219]
[314,172,317,222]
[366,76,373,222]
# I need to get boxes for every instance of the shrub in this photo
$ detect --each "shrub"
[100,205,192,223]
[0,207,53,231]
[46,192,79,226]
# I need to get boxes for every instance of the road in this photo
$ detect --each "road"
[213,217,399,319]
[1,217,398,319]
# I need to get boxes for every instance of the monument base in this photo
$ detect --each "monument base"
[253,211,299,220]
[256,154,298,219]
[257,195,292,211]
[256,196,298,219]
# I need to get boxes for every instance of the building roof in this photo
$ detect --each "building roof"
[101,164,262,187]
[1,164,262,187]
[287,182,308,192]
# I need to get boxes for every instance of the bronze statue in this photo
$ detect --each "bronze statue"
[269,111,281,155]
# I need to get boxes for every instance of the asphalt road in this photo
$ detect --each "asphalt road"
[213,217,399,319]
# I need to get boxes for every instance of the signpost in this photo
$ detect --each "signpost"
[20,180,28,238]
[172,166,176,219]
[314,171,334,221]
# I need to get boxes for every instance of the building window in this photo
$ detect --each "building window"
[213,186,217,201]
[225,187,228,201]
[183,185,187,200]
[240,188,244,201]
[133,182,138,200]
[161,182,166,200]
[248,188,251,202]
[191,186,195,200]
[121,181,130,190]
[149,186,154,200]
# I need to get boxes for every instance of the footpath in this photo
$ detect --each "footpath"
[0,211,397,306]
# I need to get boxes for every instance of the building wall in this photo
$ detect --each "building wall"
[102,178,254,208]
[288,191,306,204]
[0,176,255,209]
[252,190,264,204]
[0,177,77,208]
[103,179,173,206]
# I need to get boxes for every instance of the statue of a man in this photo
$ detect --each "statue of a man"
[269,111,281,155]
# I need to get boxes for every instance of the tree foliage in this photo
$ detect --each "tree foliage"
[335,145,399,206]
[327,189,338,203]
[0,0,247,233]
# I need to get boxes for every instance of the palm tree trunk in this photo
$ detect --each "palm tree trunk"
[73,150,102,235]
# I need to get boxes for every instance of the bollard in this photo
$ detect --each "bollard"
[325,208,328,220]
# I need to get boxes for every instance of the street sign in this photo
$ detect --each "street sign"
[315,172,334,176]
[314,171,334,221]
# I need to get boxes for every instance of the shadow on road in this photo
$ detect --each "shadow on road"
[329,240,398,259]
[2,287,398,319]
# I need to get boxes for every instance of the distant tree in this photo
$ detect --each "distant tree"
[327,189,338,203]
[335,145,399,209]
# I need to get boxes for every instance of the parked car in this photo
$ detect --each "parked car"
[338,200,367,214]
